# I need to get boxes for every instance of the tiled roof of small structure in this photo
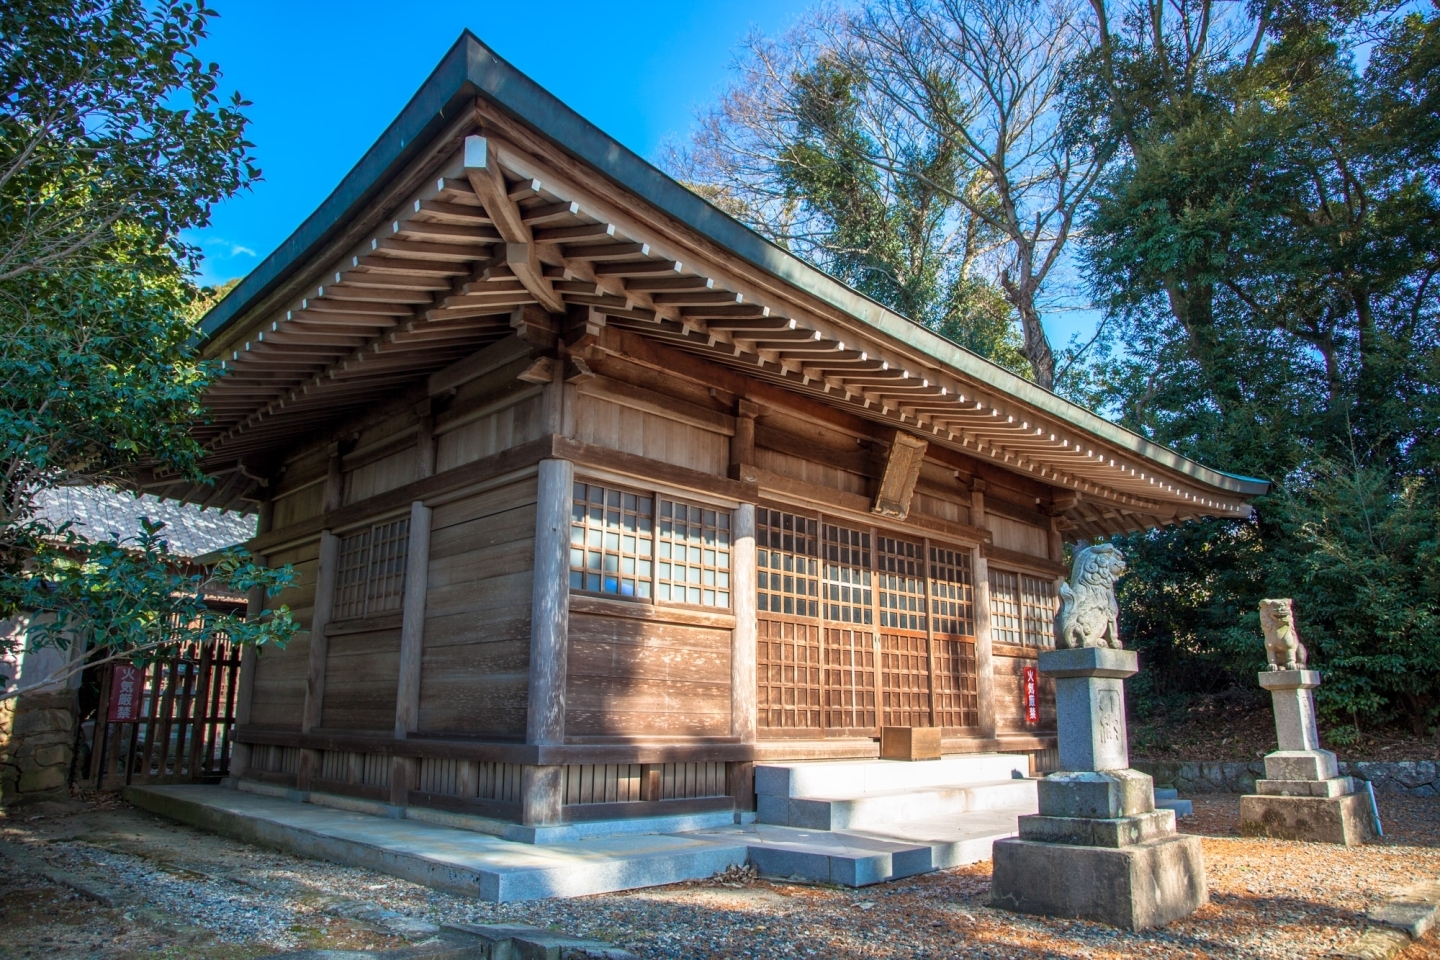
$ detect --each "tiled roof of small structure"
[34,487,254,560]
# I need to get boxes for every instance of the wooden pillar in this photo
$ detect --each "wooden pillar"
[414,407,437,480]
[230,562,265,782]
[391,500,433,805]
[298,530,340,790]
[973,549,997,742]
[229,494,273,782]
[521,764,564,827]
[323,446,344,512]
[523,458,573,825]
[730,503,757,744]
[731,399,758,468]
[527,458,573,745]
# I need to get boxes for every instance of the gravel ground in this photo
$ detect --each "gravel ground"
[1,791,1438,959]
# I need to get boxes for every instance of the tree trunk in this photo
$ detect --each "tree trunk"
[1000,274,1056,389]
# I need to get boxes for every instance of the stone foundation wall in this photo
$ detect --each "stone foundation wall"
[1135,759,1440,797]
[0,690,77,804]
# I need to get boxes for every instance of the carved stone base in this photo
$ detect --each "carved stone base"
[1239,792,1377,845]
[991,833,1208,930]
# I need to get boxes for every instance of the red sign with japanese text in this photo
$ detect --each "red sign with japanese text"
[1023,665,1040,724]
[107,664,144,722]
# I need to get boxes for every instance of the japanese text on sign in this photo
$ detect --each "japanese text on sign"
[108,664,144,722]
[1023,665,1039,724]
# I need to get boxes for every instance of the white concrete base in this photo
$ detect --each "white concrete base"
[128,784,749,902]
[230,778,736,843]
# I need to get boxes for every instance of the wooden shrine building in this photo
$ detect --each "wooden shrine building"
[147,33,1268,827]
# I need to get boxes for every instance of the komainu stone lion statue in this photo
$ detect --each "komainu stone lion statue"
[1260,598,1307,670]
[1054,543,1127,649]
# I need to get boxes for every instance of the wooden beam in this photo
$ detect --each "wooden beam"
[463,136,565,314]
[872,432,928,521]
[246,434,557,555]
[425,333,533,397]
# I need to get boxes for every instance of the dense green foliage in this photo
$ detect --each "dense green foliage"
[0,520,296,697]
[0,1,290,679]
[1075,1,1440,735]
[692,0,1440,736]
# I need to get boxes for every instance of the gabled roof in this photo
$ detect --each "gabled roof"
[154,31,1268,539]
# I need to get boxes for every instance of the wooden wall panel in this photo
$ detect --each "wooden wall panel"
[988,515,1050,557]
[271,482,325,530]
[416,478,537,738]
[753,447,868,497]
[344,448,418,505]
[573,395,728,475]
[911,491,970,526]
[565,612,732,738]
[249,539,321,731]
[320,626,401,731]
[435,393,545,473]
[992,652,1057,733]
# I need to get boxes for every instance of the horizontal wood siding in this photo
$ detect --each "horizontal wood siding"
[573,393,727,476]
[271,482,324,530]
[345,448,418,505]
[249,540,319,730]
[320,625,401,731]
[417,478,537,738]
[993,652,1057,733]
[435,392,546,472]
[566,610,732,738]
[988,515,1050,557]
[754,447,868,497]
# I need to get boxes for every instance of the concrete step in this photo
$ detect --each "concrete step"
[760,778,1038,830]
[755,754,1030,800]
[1157,798,1194,818]
[693,804,1031,887]
[125,783,748,902]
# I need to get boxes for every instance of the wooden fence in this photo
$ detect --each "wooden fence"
[90,637,241,790]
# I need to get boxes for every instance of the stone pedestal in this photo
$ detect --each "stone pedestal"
[991,647,1207,930]
[1239,670,1376,845]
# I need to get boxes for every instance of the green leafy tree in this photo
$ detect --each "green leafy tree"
[669,14,1032,377]
[0,2,290,676]
[0,519,296,699]
[1075,0,1440,732]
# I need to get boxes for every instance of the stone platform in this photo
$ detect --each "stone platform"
[128,755,1041,899]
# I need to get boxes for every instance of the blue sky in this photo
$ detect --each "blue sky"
[186,0,1095,347]
[186,0,813,285]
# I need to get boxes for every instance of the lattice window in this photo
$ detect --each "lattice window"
[989,569,1023,645]
[756,618,822,730]
[757,509,819,618]
[824,627,877,730]
[822,523,872,625]
[878,537,926,631]
[933,637,979,728]
[657,498,731,607]
[1021,575,1058,647]
[333,517,410,620]
[569,482,653,598]
[930,547,974,636]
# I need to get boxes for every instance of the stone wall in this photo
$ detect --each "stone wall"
[0,690,77,804]
[1135,759,1440,797]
